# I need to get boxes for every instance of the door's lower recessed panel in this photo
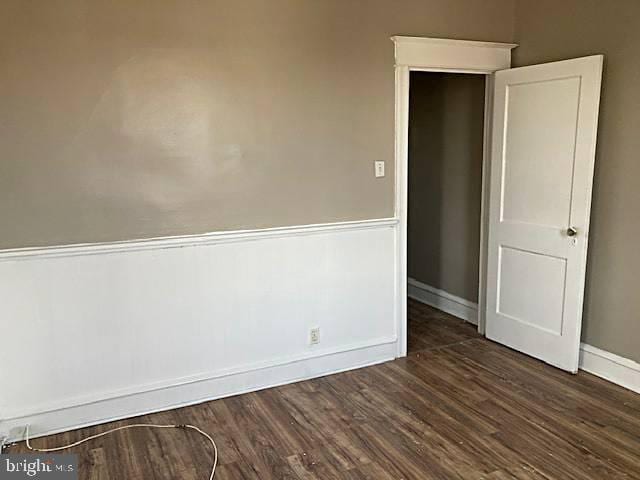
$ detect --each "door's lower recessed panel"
[497,246,567,335]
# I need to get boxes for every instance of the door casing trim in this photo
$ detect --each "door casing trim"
[392,36,517,356]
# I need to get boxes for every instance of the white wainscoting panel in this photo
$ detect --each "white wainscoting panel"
[407,278,478,325]
[0,219,398,441]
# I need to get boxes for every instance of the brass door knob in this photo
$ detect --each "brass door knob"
[567,227,578,237]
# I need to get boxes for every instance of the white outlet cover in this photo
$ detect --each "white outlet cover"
[310,328,320,345]
[374,161,385,178]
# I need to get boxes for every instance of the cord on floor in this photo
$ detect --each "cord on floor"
[23,423,218,479]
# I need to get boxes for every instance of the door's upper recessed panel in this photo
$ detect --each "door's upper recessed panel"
[501,77,581,227]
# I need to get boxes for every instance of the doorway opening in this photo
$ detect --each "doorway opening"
[406,71,487,353]
[394,38,602,372]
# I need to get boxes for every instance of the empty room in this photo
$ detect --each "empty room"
[1,1,639,479]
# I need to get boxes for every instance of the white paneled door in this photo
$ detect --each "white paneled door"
[486,56,603,372]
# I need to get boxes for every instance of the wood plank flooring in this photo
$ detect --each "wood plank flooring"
[8,298,640,479]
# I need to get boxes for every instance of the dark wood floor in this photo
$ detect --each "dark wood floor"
[9,298,640,479]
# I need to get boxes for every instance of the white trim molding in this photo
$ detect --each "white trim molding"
[579,344,640,394]
[393,36,517,355]
[407,278,478,325]
[392,36,517,71]
[2,339,397,442]
[0,218,398,261]
[0,218,399,441]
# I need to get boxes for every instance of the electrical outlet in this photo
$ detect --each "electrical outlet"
[310,327,320,345]
[6,425,28,444]
[374,160,385,178]
[0,425,28,453]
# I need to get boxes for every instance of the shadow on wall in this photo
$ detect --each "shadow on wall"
[407,72,485,303]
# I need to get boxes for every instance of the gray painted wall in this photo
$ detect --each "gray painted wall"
[408,72,486,303]
[514,0,640,362]
[0,0,515,249]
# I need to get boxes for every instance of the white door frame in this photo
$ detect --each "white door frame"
[393,37,517,357]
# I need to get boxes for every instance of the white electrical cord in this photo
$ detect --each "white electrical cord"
[24,423,217,479]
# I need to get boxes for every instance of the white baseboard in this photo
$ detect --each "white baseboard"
[407,278,478,325]
[579,343,640,394]
[407,277,639,394]
[1,338,396,442]
[405,280,639,394]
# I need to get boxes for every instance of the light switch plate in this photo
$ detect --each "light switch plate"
[374,161,385,178]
